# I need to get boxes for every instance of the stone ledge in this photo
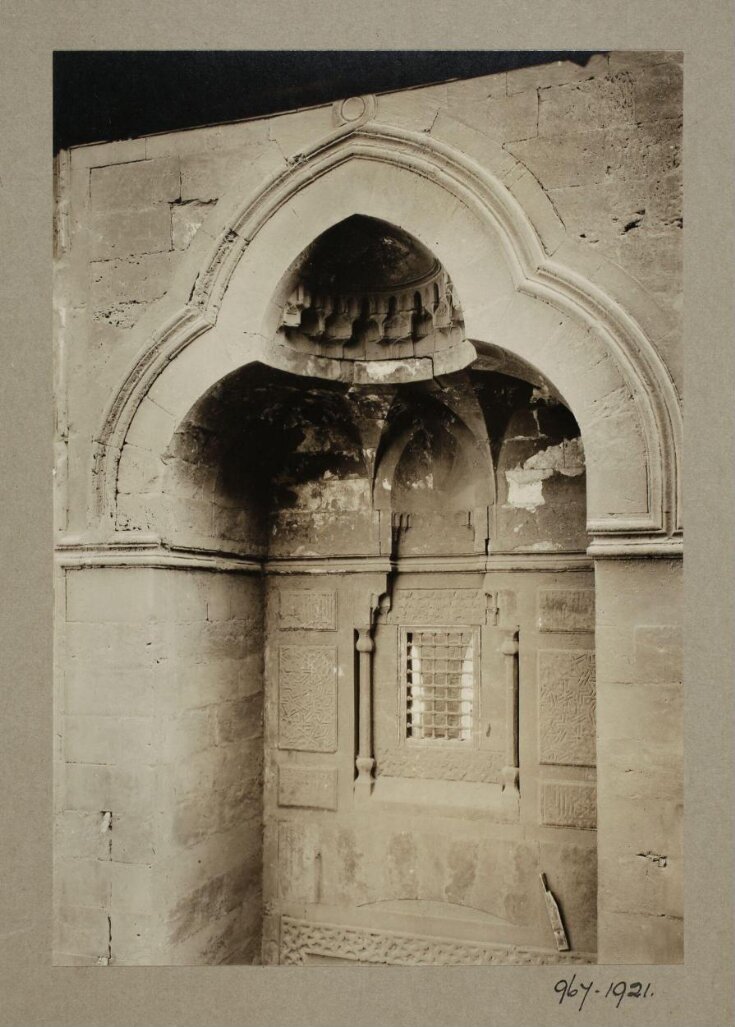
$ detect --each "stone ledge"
[55,536,263,574]
[587,537,683,559]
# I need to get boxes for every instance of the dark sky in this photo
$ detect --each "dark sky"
[53,51,601,153]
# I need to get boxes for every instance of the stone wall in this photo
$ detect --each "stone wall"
[595,558,683,962]
[54,567,264,964]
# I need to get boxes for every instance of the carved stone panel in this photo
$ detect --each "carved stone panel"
[384,589,486,625]
[278,765,338,811]
[375,745,504,783]
[280,917,594,965]
[538,649,596,766]
[537,589,595,633]
[278,645,338,752]
[540,781,597,830]
[278,589,336,631]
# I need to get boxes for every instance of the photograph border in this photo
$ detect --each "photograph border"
[0,3,732,1025]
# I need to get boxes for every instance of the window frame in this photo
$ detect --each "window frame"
[398,625,482,750]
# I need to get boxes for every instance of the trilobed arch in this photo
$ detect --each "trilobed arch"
[96,122,681,548]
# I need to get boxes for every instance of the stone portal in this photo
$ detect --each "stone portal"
[54,58,683,964]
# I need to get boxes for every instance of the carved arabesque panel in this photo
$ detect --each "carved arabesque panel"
[278,645,338,752]
[538,649,596,766]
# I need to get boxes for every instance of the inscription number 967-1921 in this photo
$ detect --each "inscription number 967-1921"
[554,975,654,1011]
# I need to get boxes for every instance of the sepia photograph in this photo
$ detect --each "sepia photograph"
[50,49,686,969]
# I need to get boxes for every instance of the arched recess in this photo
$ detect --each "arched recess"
[95,119,682,550]
[371,384,495,558]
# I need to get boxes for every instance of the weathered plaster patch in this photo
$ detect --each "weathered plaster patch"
[505,470,548,510]
[504,437,585,510]
[525,438,585,477]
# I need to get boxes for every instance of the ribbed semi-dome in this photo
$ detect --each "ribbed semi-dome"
[298,215,440,293]
[279,215,465,357]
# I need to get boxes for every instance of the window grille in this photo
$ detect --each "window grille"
[402,628,477,743]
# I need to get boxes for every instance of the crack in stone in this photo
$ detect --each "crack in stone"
[637,851,667,867]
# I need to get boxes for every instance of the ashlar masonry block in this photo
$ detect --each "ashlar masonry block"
[89,206,172,260]
[90,157,180,211]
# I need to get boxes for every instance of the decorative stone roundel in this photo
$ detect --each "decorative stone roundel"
[332,94,376,126]
[340,96,366,122]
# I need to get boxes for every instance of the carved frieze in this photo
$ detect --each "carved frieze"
[279,917,594,965]
[540,781,597,830]
[278,765,338,811]
[278,589,336,631]
[537,589,595,633]
[278,645,338,752]
[538,649,596,767]
[383,589,486,625]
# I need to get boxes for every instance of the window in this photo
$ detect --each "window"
[401,628,478,743]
